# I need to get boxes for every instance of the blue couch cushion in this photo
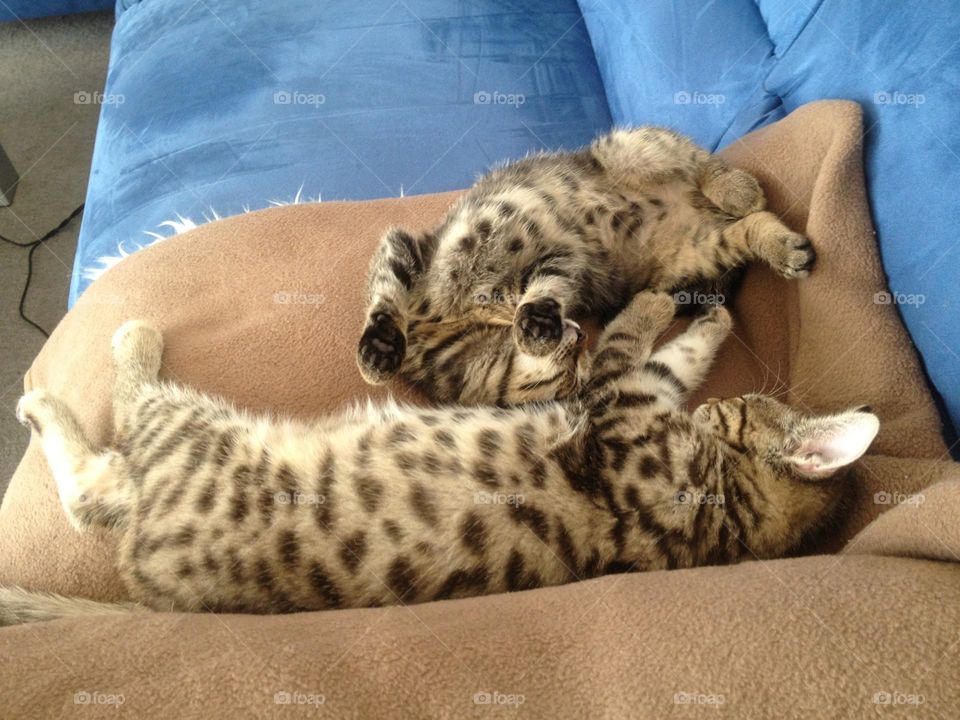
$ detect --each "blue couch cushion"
[581,0,959,436]
[71,0,611,303]
[577,0,785,150]
[0,0,112,21]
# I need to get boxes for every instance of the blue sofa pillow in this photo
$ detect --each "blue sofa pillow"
[577,0,784,150]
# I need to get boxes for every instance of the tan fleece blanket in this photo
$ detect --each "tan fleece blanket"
[2,100,958,718]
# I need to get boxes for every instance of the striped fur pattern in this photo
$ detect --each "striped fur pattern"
[5,296,878,623]
[358,126,815,404]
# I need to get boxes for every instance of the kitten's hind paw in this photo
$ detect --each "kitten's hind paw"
[771,233,816,279]
[693,305,733,335]
[626,291,676,333]
[515,299,564,356]
[16,390,53,433]
[708,168,766,217]
[358,313,406,384]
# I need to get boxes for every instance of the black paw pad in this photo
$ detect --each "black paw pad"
[358,313,406,380]
[778,235,816,278]
[516,299,563,355]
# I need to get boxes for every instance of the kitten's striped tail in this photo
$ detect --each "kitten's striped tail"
[0,586,147,626]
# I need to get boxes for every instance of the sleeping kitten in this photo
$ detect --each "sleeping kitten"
[358,126,814,405]
[2,293,877,623]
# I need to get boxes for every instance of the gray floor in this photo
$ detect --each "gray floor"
[0,12,113,498]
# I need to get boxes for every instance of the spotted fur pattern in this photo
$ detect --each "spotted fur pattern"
[4,297,878,623]
[358,126,815,405]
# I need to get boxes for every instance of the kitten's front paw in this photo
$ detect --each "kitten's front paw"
[357,313,406,383]
[772,233,816,279]
[515,299,564,356]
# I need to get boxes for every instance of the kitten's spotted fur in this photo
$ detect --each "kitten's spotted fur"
[358,126,814,405]
[1,295,877,624]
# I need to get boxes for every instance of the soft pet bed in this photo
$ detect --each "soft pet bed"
[2,101,958,718]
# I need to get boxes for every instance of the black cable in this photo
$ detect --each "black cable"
[0,203,84,338]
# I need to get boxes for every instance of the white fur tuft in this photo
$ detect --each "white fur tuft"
[81,188,324,284]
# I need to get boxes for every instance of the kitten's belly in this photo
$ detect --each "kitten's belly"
[118,407,617,612]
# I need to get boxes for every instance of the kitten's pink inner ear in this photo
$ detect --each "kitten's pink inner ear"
[789,412,880,478]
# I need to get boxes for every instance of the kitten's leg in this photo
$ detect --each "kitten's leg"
[698,158,766,217]
[722,211,815,279]
[645,306,732,406]
[112,320,164,434]
[591,127,764,217]
[586,291,676,396]
[590,126,707,187]
[513,274,578,356]
[358,228,436,384]
[17,390,129,530]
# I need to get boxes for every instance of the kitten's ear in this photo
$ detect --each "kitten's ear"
[785,410,880,480]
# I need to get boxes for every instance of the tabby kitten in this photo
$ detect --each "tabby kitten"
[2,293,877,624]
[358,126,815,405]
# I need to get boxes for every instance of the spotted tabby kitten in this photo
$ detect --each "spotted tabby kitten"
[1,293,877,624]
[358,126,815,405]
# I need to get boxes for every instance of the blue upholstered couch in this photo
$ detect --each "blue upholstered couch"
[6,0,959,437]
